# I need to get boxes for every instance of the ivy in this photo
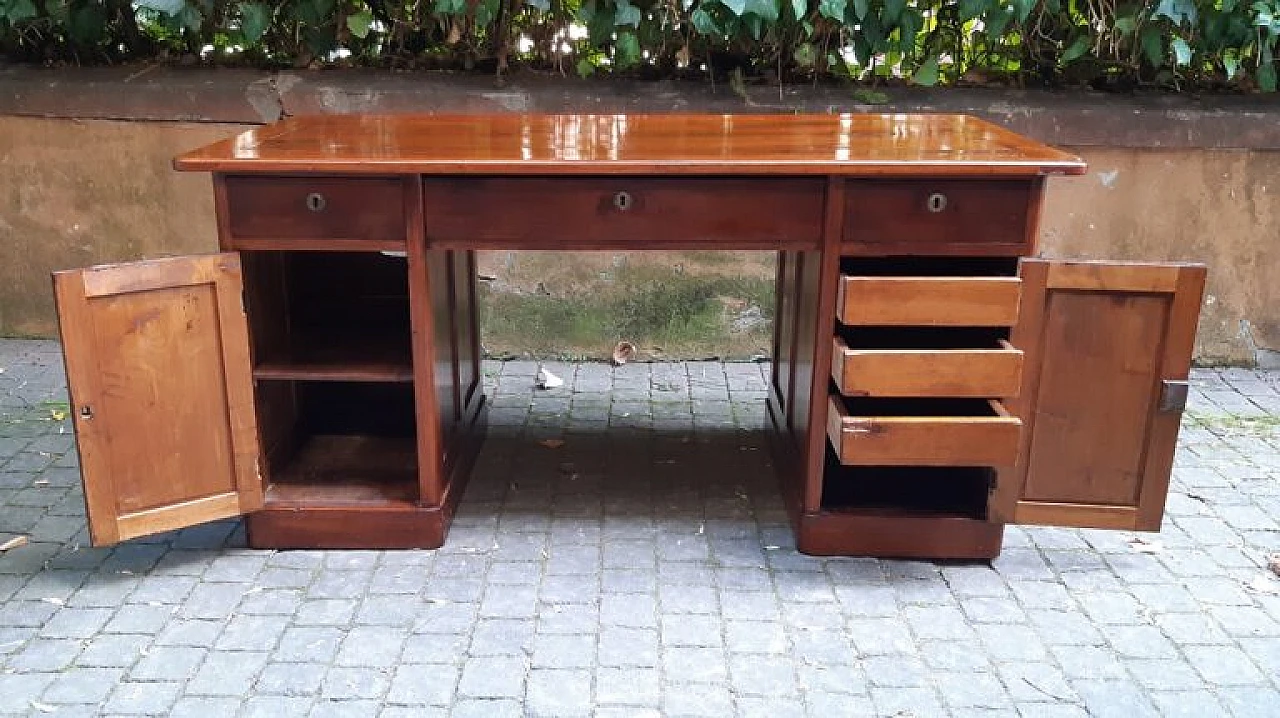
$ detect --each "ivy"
[0,0,1276,91]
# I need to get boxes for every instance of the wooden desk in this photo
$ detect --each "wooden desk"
[52,114,1206,558]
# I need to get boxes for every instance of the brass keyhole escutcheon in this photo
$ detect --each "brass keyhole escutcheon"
[79,405,93,420]
[613,191,634,211]
[926,193,948,213]
[305,193,327,212]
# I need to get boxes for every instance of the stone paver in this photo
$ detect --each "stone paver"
[1,338,1279,716]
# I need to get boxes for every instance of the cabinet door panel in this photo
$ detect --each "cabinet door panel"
[53,254,262,546]
[993,259,1205,530]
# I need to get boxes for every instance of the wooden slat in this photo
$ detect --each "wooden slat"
[832,337,1024,398]
[228,238,407,252]
[116,493,243,538]
[1046,261,1184,293]
[837,276,1022,327]
[827,396,1021,467]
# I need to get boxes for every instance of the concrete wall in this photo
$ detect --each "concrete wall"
[1,68,1276,365]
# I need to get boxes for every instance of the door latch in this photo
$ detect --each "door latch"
[1158,380,1189,413]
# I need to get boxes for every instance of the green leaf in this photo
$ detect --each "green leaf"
[793,41,816,66]
[1224,52,1240,79]
[576,57,597,76]
[434,0,464,13]
[883,0,903,23]
[913,56,939,85]
[690,5,719,33]
[1170,36,1191,65]
[1140,26,1163,68]
[852,0,867,20]
[744,0,778,21]
[475,0,499,24]
[3,0,37,22]
[136,0,187,15]
[1259,61,1277,91]
[722,0,747,15]
[1155,0,1196,25]
[790,0,807,19]
[527,0,550,9]
[1013,0,1033,23]
[985,7,1011,36]
[615,30,641,68]
[614,0,641,26]
[346,8,373,37]
[70,3,106,40]
[239,2,270,42]
[817,0,844,18]
[176,3,203,31]
[959,0,985,22]
[1061,35,1090,63]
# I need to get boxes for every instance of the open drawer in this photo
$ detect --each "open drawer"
[826,395,1021,466]
[831,329,1024,398]
[837,275,1021,327]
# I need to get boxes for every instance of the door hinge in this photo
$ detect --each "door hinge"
[1158,380,1190,413]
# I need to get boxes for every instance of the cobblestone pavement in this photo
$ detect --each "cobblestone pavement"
[2,337,1279,717]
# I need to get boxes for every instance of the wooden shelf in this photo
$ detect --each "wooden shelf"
[254,332,412,382]
[266,434,418,507]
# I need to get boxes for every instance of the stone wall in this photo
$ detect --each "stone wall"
[1,67,1276,365]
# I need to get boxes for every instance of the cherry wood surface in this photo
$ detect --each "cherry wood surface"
[993,259,1207,530]
[175,114,1086,176]
[53,254,263,546]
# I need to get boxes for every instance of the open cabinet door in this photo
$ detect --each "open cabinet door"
[992,259,1206,531]
[53,254,263,546]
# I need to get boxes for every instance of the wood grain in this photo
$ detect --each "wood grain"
[842,179,1035,256]
[175,114,1087,176]
[224,175,405,245]
[837,276,1022,327]
[421,178,824,250]
[797,510,1003,559]
[827,396,1022,467]
[53,253,261,546]
[995,259,1207,530]
[832,337,1024,398]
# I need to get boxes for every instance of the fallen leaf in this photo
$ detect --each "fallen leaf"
[0,536,29,552]
[49,410,66,422]
[30,701,56,713]
[1268,553,1280,578]
[538,439,565,449]
[1127,536,1163,554]
[611,341,636,366]
[536,367,564,389]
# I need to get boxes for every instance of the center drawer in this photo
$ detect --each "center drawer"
[832,333,1024,398]
[421,178,825,249]
[826,395,1021,467]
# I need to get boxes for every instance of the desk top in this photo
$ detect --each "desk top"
[175,113,1086,177]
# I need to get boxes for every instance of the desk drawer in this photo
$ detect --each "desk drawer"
[832,336,1023,398]
[421,178,825,249]
[827,395,1021,466]
[844,180,1036,255]
[223,176,406,248]
[837,276,1021,327]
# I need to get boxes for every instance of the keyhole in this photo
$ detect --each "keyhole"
[613,191,633,211]
[79,405,93,420]
[305,193,327,212]
[926,193,948,213]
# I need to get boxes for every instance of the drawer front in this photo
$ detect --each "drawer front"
[843,180,1036,255]
[831,337,1023,398]
[224,176,406,246]
[837,276,1021,327]
[422,178,825,249]
[826,395,1021,467]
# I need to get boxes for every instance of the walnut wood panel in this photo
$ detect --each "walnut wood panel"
[421,178,824,250]
[837,276,1022,327]
[994,259,1206,531]
[831,337,1023,398]
[223,175,406,247]
[842,179,1038,256]
[53,253,261,545]
[826,396,1021,467]
[176,114,1086,176]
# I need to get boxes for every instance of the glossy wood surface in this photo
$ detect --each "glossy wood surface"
[842,179,1037,256]
[421,178,825,250]
[175,114,1086,176]
[994,259,1207,531]
[224,176,406,246]
[53,254,262,546]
